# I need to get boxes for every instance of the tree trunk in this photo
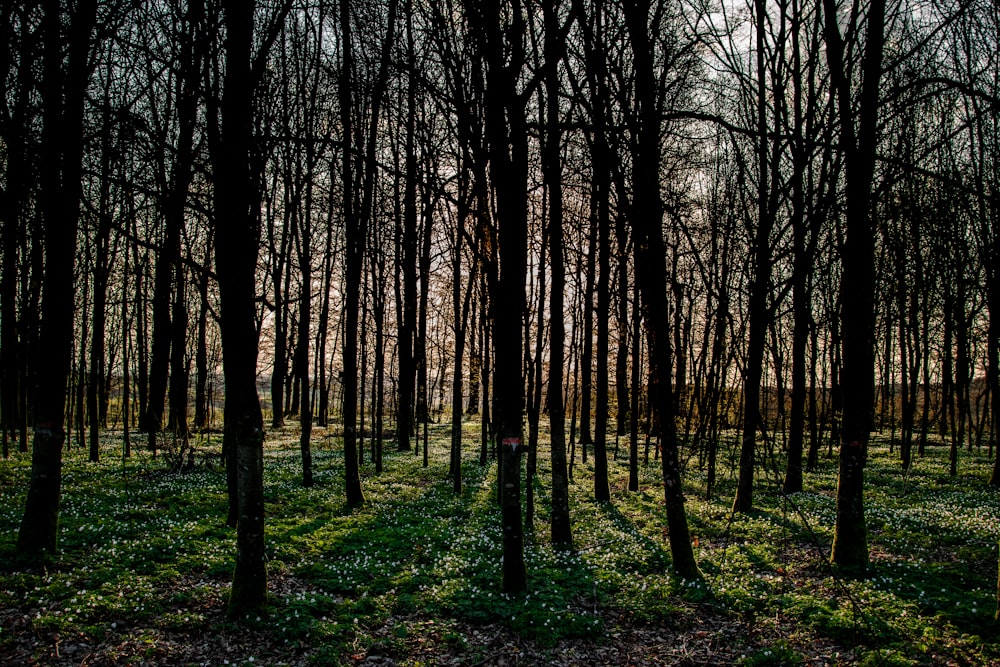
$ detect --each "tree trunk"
[579,211,596,453]
[624,0,700,581]
[339,0,364,507]
[783,0,811,495]
[299,215,313,488]
[464,0,529,593]
[593,127,612,503]
[825,0,885,574]
[397,0,418,453]
[216,0,267,616]
[543,0,571,546]
[734,0,775,514]
[1,3,30,456]
[628,280,641,493]
[195,241,212,430]
[18,0,98,558]
[88,83,114,462]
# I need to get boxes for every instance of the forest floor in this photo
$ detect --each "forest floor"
[1,421,998,666]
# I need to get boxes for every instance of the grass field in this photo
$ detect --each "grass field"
[1,421,998,665]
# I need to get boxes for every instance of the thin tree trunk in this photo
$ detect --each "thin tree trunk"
[195,242,212,430]
[543,0,571,546]
[628,279,641,493]
[397,0,418,453]
[624,0,700,580]
[89,89,114,462]
[0,2,29,456]
[734,0,775,514]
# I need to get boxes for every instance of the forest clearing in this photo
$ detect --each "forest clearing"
[1,423,998,666]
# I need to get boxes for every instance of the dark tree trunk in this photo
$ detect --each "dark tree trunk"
[341,0,397,503]
[543,0,571,547]
[74,269,89,450]
[270,239,288,428]
[734,0,775,514]
[168,264,189,442]
[135,244,149,435]
[525,218,546,528]
[782,0,813,495]
[450,183,472,493]
[593,123,612,503]
[579,211,596,452]
[194,241,212,430]
[628,281,641,493]
[88,93,114,462]
[216,0,267,617]
[1,3,31,456]
[367,160,388,474]
[397,0,418,452]
[988,216,1000,484]
[824,0,885,574]
[624,0,700,581]
[18,0,98,558]
[464,0,529,594]
[316,188,336,428]
[121,220,132,457]
[339,0,365,507]
[415,183,433,438]
[299,208,313,487]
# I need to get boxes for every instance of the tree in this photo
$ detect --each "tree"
[396,0,419,454]
[824,0,886,574]
[0,0,33,458]
[215,0,267,615]
[623,0,700,581]
[463,0,530,594]
[17,0,99,557]
[338,0,365,506]
[542,0,572,548]
[344,0,398,503]
[733,0,778,514]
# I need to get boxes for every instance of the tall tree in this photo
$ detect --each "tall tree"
[732,0,777,514]
[339,0,365,506]
[397,0,419,453]
[623,0,701,580]
[17,0,99,557]
[216,0,267,615]
[543,0,572,548]
[341,0,398,503]
[824,0,886,573]
[463,0,529,593]
[0,1,32,458]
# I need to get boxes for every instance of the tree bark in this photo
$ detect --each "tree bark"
[397,0,418,453]
[18,0,98,558]
[216,0,267,616]
[824,0,885,574]
[339,0,365,507]
[734,0,775,514]
[1,2,31,456]
[464,0,529,593]
[624,0,700,581]
[543,0,571,547]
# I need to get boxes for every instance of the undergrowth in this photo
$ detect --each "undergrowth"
[1,423,998,665]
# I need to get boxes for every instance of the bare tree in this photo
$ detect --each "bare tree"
[622,0,700,581]
[462,0,530,594]
[17,0,99,557]
[824,0,886,574]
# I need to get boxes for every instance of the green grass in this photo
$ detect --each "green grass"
[1,423,998,664]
